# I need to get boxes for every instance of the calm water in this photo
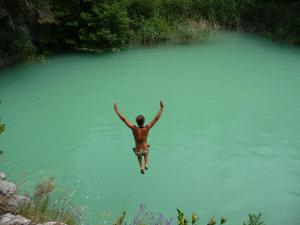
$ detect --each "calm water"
[1,32,300,225]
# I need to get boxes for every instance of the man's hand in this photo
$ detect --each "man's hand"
[114,103,118,112]
[160,100,164,109]
[146,100,164,129]
[113,102,134,129]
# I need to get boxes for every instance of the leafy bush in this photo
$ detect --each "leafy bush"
[160,0,191,20]
[126,0,160,20]
[48,0,81,48]
[136,17,171,44]
[125,0,161,32]
[1,0,300,68]
[243,213,265,225]
[0,0,36,67]
[49,1,134,51]
[238,0,300,44]
[273,2,300,44]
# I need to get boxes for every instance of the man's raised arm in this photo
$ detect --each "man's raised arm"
[146,101,164,129]
[114,103,134,129]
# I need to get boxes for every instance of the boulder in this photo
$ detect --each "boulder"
[0,172,6,180]
[37,222,68,225]
[0,213,31,225]
[0,180,16,196]
[6,195,31,211]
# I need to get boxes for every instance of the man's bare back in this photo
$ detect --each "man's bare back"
[132,126,149,151]
[114,101,164,174]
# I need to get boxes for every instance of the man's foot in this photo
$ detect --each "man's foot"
[141,169,145,175]
[145,165,148,170]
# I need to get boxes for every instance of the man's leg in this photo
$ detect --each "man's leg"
[137,155,144,174]
[144,153,149,170]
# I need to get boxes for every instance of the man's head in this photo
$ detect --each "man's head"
[136,115,145,127]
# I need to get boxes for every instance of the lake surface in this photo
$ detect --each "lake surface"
[1,32,300,225]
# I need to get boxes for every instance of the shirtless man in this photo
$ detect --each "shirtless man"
[114,101,164,174]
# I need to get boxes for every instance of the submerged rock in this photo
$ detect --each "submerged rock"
[6,195,31,211]
[0,213,31,225]
[0,180,16,196]
[0,172,6,180]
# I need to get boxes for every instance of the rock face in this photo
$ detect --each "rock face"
[0,172,6,181]
[0,172,68,225]
[6,195,31,211]
[0,180,16,196]
[0,213,31,225]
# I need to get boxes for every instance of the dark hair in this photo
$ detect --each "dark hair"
[136,115,145,127]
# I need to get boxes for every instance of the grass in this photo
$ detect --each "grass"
[170,19,218,43]
[16,177,83,225]
[134,17,218,46]
[23,54,48,66]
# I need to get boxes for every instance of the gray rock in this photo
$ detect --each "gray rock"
[0,172,6,180]
[0,213,31,225]
[6,195,31,211]
[37,222,68,225]
[0,180,16,196]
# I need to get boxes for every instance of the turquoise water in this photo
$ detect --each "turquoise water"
[1,32,300,225]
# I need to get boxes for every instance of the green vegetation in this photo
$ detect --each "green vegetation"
[0,122,4,137]
[0,101,4,157]
[129,205,229,225]
[243,213,266,225]
[130,207,265,225]
[0,102,5,135]
[0,0,299,68]
[113,211,126,225]
[17,177,83,225]
[176,208,226,225]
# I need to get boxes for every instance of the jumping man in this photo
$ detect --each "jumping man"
[114,101,164,174]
